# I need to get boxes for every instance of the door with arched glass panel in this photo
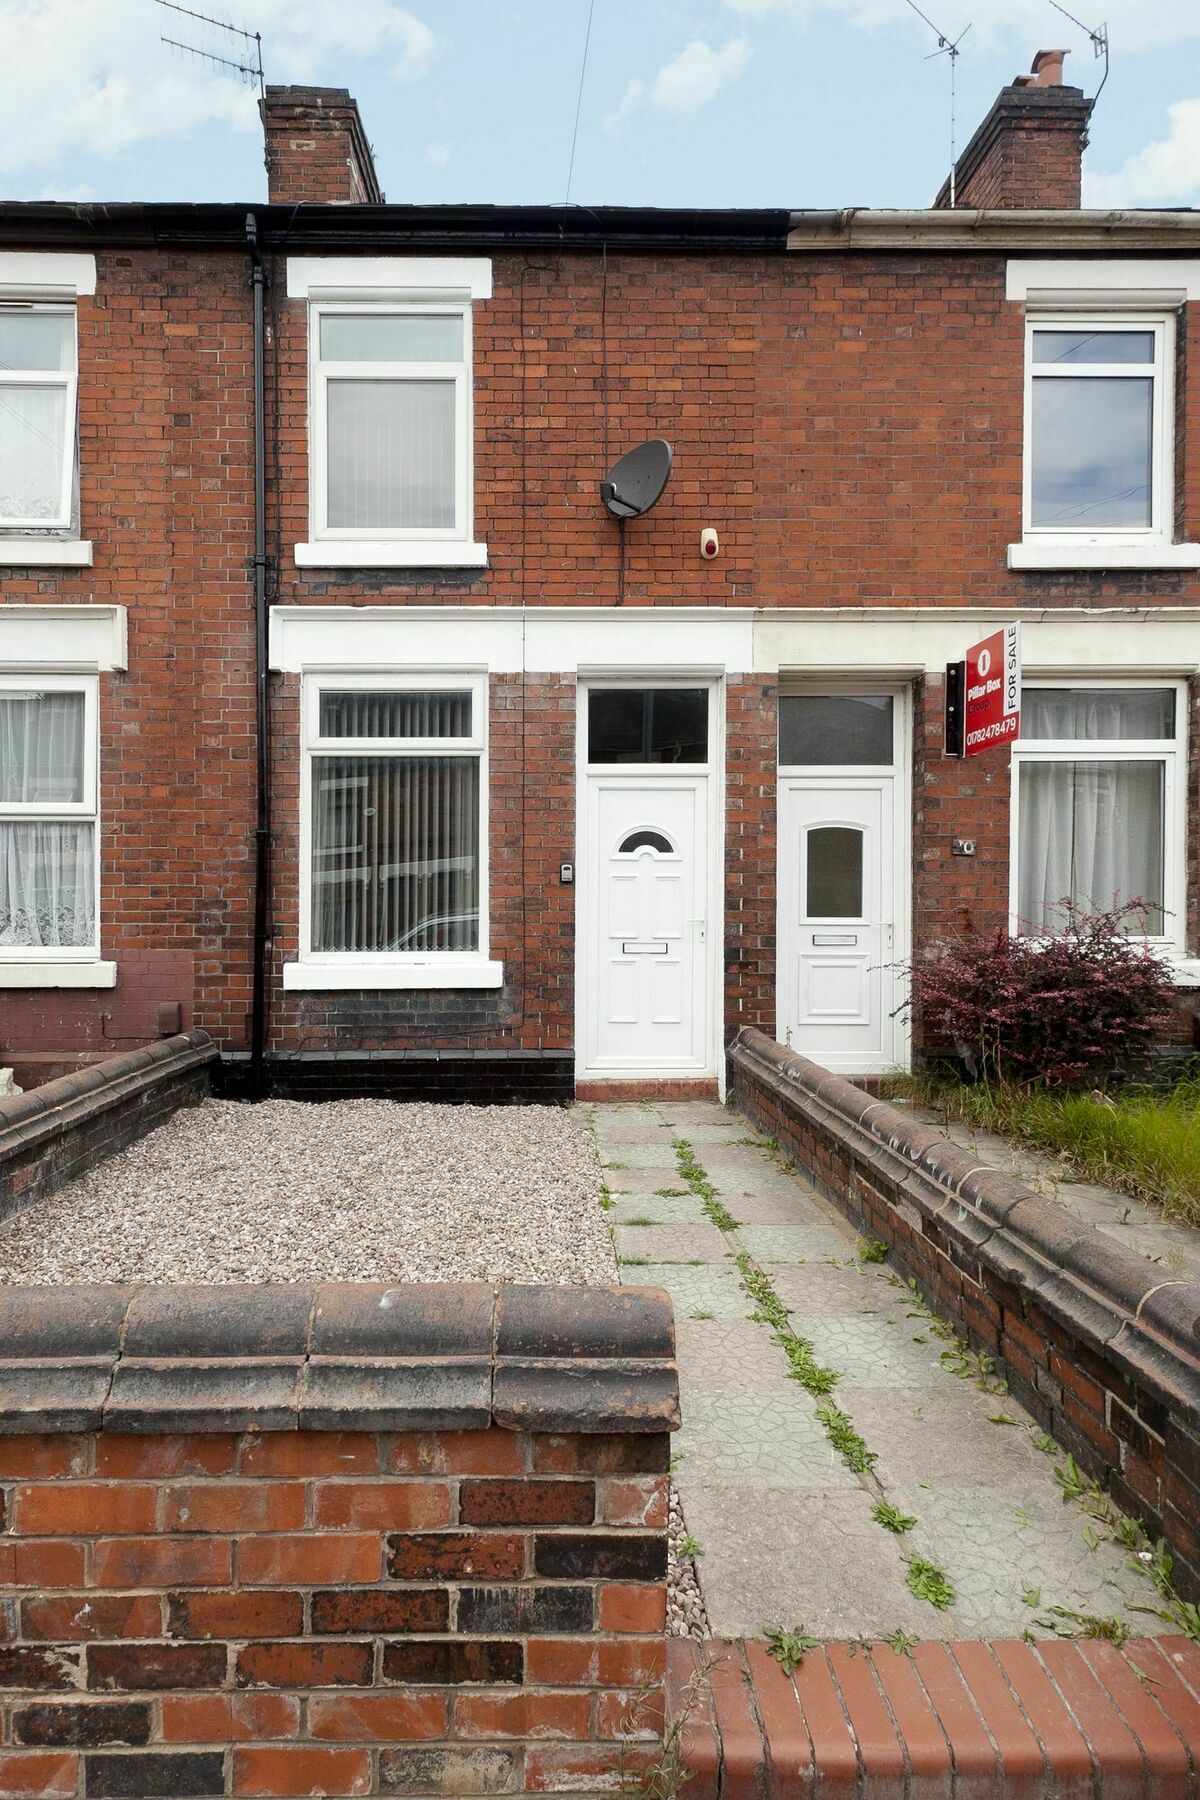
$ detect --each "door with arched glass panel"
[777,693,902,1071]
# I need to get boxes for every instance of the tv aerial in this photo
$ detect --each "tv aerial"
[600,440,673,604]
[154,0,265,97]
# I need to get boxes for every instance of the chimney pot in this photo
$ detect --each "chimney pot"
[1030,48,1069,86]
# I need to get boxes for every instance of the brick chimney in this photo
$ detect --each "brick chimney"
[260,87,382,205]
[934,50,1094,210]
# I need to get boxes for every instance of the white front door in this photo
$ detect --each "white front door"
[579,779,710,1076]
[778,779,899,1071]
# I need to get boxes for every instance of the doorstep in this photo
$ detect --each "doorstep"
[670,1636,1200,1797]
[576,1078,720,1103]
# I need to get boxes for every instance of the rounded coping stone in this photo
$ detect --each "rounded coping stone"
[495,1284,675,1360]
[123,1284,315,1358]
[311,1282,494,1356]
[0,1285,137,1358]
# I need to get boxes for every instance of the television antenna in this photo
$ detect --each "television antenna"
[902,0,971,208]
[1047,0,1110,108]
[154,0,265,97]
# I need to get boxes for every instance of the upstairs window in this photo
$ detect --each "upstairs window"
[310,303,472,545]
[1023,315,1172,544]
[0,305,77,532]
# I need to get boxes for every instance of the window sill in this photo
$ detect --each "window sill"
[282,959,503,991]
[1170,959,1200,990]
[294,541,488,570]
[1008,540,1200,572]
[0,960,116,988]
[0,538,93,567]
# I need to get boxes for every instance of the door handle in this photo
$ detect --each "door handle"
[691,918,707,942]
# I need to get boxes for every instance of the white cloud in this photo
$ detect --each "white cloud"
[1085,98,1200,206]
[604,78,645,133]
[723,0,1200,53]
[0,0,437,190]
[423,142,451,168]
[651,37,752,113]
[605,36,750,132]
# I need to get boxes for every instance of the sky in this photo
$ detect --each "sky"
[0,0,1197,213]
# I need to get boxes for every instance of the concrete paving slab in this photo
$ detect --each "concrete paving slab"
[655,1103,742,1129]
[772,1263,906,1320]
[606,1142,684,1169]
[633,1263,756,1321]
[839,1387,1057,1487]
[673,1318,800,1391]
[602,1167,692,1197]
[735,1221,857,1264]
[673,1392,862,1489]
[680,1485,940,1641]
[615,1221,732,1265]
[608,1194,708,1227]
[803,1317,951,1390]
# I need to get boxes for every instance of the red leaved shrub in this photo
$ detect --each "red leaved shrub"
[904,905,1176,1085]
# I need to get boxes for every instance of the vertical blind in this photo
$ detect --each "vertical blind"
[0,690,93,949]
[326,380,456,531]
[312,755,479,954]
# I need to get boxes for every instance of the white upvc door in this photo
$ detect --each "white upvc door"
[778,778,900,1072]
[579,778,710,1077]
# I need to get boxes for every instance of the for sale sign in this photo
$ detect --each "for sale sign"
[964,622,1020,756]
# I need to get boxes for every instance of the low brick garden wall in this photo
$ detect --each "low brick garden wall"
[728,1028,1200,1603]
[0,1283,677,1799]
[0,1033,217,1229]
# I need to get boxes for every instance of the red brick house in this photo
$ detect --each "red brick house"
[1,60,1197,1099]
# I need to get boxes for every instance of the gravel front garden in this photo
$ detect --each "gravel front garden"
[0,1097,615,1286]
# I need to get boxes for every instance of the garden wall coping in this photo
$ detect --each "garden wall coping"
[0,1031,217,1152]
[0,1282,680,1437]
[729,1030,1200,1413]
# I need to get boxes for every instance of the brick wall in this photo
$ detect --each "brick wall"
[728,1030,1200,1602]
[0,1033,217,1228]
[0,1284,678,1799]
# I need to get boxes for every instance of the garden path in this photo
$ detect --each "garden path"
[592,1100,1176,1645]
[903,1103,1200,1284]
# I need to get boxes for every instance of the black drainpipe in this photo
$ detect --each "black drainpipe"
[246,212,272,1097]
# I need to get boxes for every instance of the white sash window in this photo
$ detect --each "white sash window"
[0,306,77,531]
[0,676,98,958]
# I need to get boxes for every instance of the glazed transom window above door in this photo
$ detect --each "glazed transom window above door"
[779,694,894,766]
[588,688,708,764]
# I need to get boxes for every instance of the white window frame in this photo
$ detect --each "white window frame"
[286,670,501,991]
[0,673,101,965]
[1009,678,1187,956]
[0,301,78,534]
[1021,311,1172,547]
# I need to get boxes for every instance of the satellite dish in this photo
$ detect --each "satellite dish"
[601,439,673,519]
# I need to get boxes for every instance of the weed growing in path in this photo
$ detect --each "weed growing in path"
[815,1403,877,1474]
[736,1254,838,1396]
[1054,1454,1200,1641]
[858,1238,889,1264]
[904,1554,956,1611]
[673,1136,741,1231]
[872,1501,917,1534]
[764,1624,821,1674]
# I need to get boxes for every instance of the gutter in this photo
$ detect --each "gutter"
[787,207,1200,250]
[246,213,272,1099]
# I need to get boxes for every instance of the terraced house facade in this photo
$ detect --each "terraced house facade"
[1,58,1198,1099]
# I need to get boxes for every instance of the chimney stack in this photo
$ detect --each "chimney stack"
[260,87,382,206]
[934,50,1094,210]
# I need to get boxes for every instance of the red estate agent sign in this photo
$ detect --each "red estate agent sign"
[964,622,1021,755]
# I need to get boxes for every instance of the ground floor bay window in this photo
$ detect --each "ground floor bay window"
[285,673,501,990]
[1012,683,1185,946]
[0,675,98,963]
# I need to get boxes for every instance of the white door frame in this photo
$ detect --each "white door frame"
[776,681,912,1074]
[575,676,725,1085]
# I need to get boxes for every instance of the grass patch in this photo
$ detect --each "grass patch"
[893,1068,1200,1227]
